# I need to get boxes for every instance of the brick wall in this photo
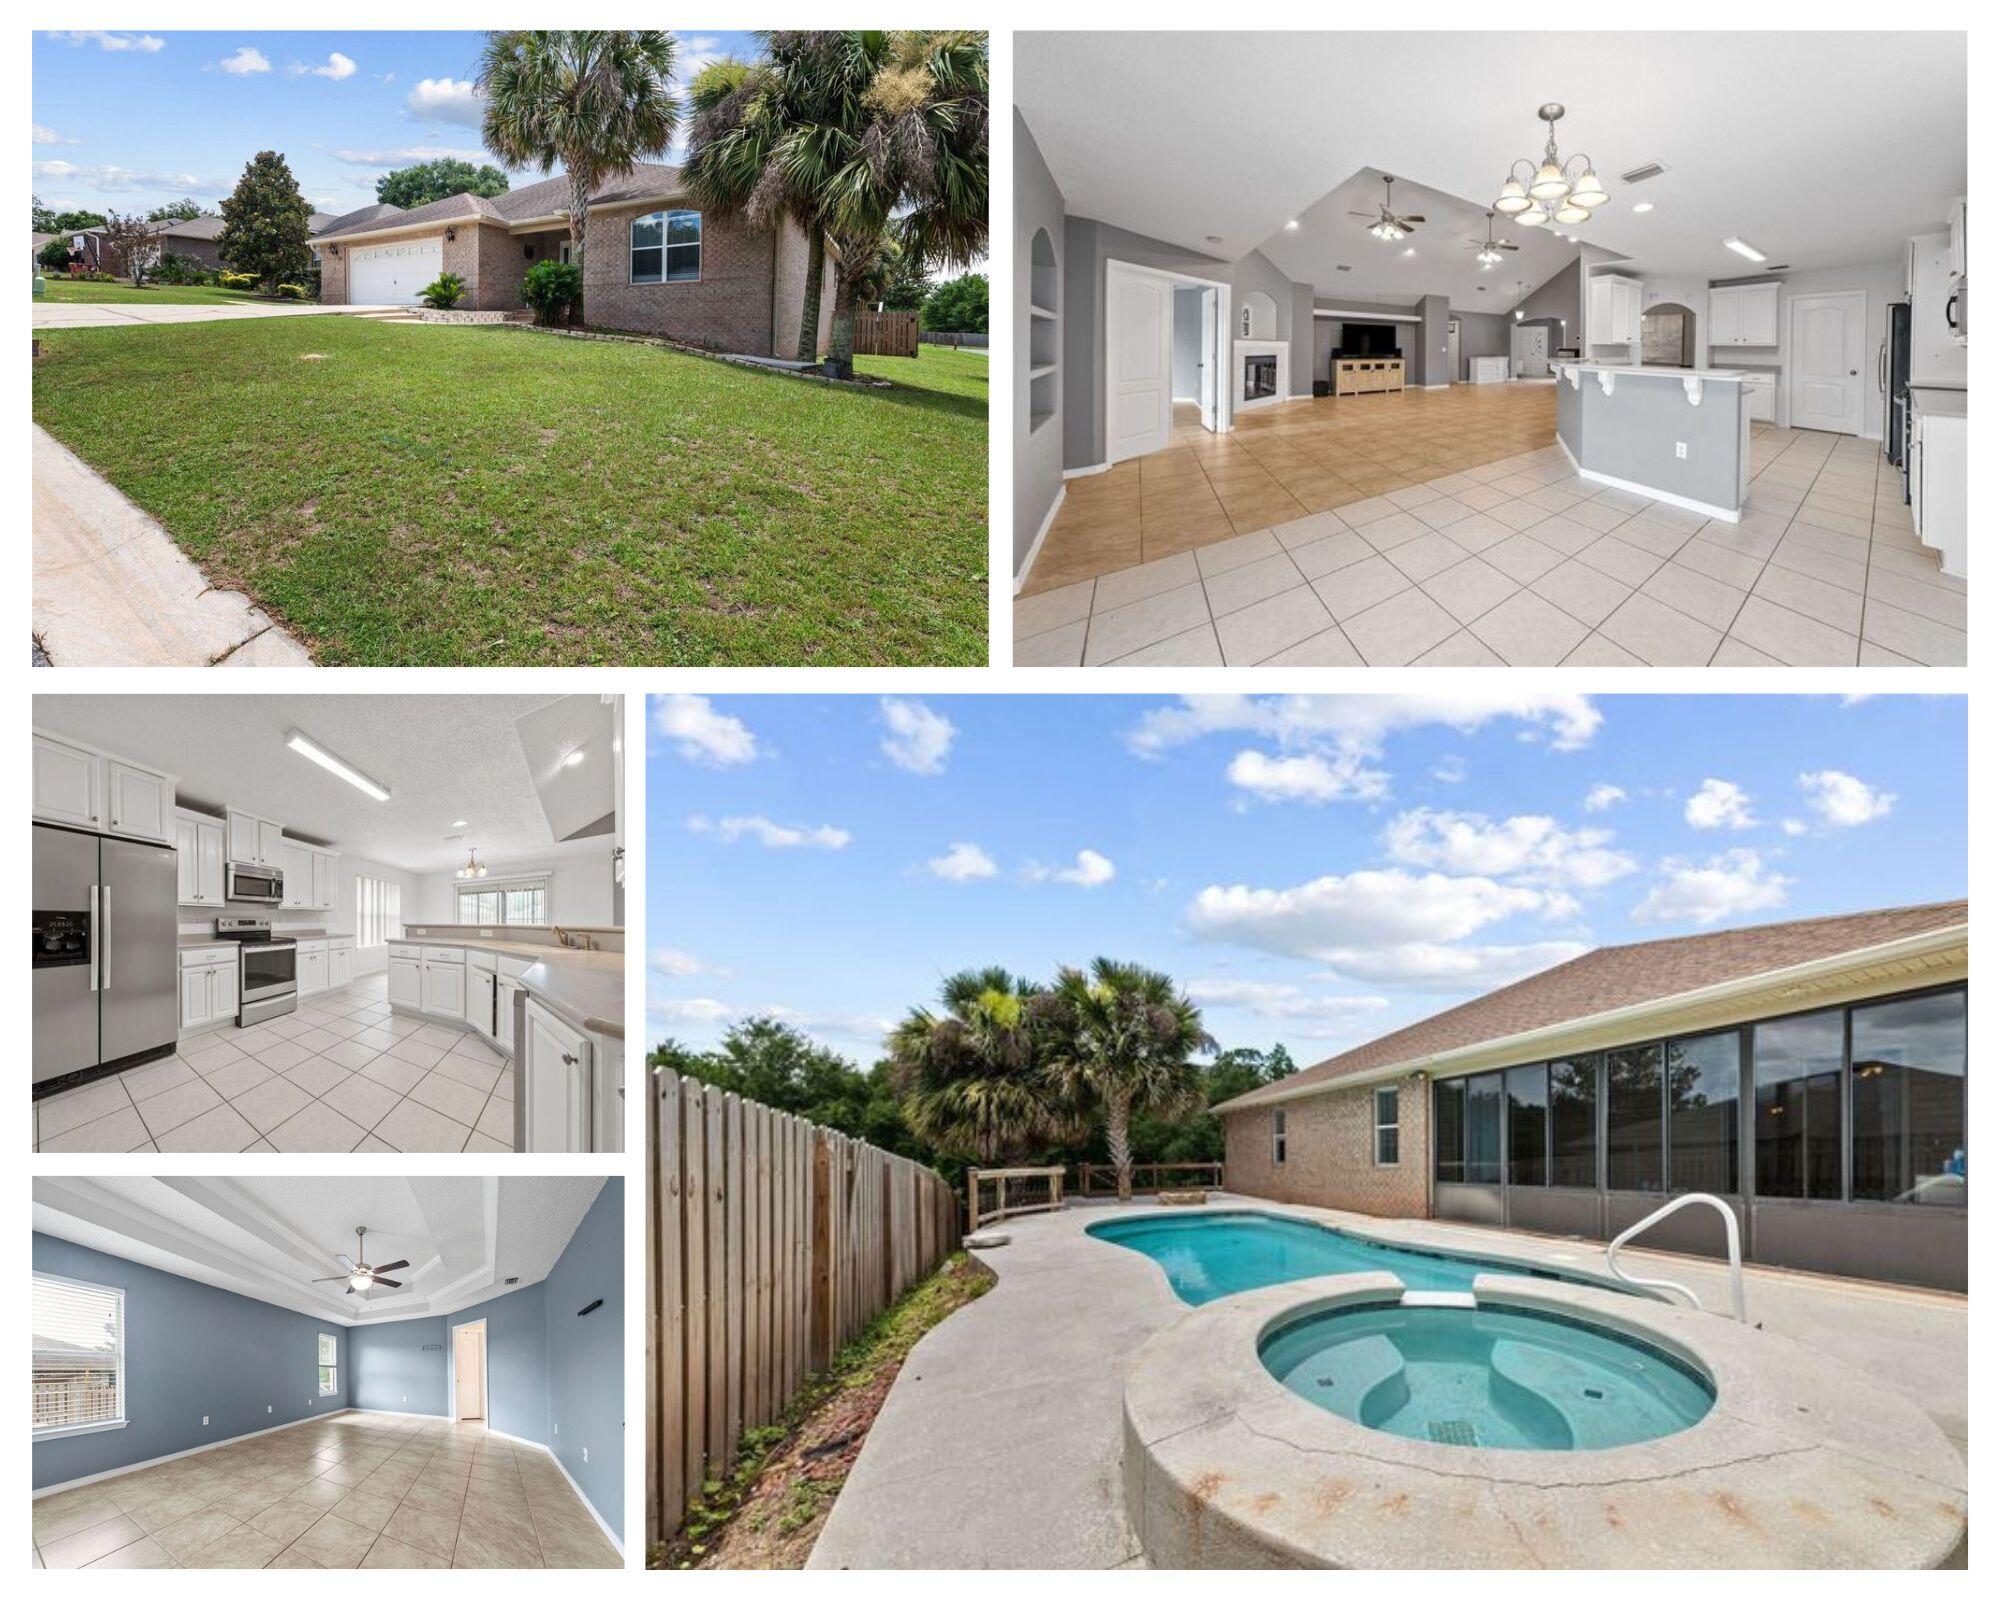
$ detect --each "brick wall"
[318,243,348,304]
[578,201,778,355]
[1222,1077,1431,1218]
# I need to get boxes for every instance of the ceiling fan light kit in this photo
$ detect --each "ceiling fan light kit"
[1354,174,1426,243]
[1495,104,1608,228]
[311,1226,411,1299]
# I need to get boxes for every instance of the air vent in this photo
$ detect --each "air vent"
[1336,264,1352,272]
[1620,160,1669,185]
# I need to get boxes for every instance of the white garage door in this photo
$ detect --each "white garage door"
[348,238,443,305]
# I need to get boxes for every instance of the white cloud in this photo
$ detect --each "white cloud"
[686,814,851,851]
[1126,693,1603,759]
[1381,809,1636,890]
[218,46,272,75]
[1186,868,1579,989]
[1583,783,1627,812]
[1226,749,1388,805]
[650,946,728,978]
[1431,755,1467,785]
[1632,850,1791,926]
[407,76,486,128]
[926,842,997,882]
[879,697,956,775]
[1798,769,1895,828]
[750,1005,896,1048]
[1684,778,1756,831]
[1185,979,1390,1032]
[652,693,758,766]
[33,160,226,197]
[649,996,735,1026]
[675,35,730,81]
[1022,848,1116,888]
[291,52,357,81]
[47,30,165,53]
[334,145,489,168]
[33,124,68,145]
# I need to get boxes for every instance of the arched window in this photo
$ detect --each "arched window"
[631,208,701,284]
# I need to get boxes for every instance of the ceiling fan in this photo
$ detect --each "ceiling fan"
[1350,175,1425,241]
[311,1227,409,1296]
[1466,212,1521,269]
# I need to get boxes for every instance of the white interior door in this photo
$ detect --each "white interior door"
[348,238,442,306]
[1198,288,1218,431]
[1788,292,1865,434]
[1106,262,1172,463]
[1447,319,1461,383]
[453,1324,485,1421]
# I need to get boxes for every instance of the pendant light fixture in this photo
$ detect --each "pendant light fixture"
[455,849,488,880]
[1494,104,1607,228]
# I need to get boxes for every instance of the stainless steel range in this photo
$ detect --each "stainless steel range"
[216,915,297,1026]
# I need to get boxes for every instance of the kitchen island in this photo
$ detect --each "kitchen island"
[1553,361,1752,522]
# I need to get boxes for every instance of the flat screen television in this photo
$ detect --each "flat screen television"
[1339,322,1399,356]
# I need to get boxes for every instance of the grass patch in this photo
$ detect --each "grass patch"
[652,1251,994,1570]
[36,279,272,306]
[31,323,987,664]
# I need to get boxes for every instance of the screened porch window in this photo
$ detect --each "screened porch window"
[1754,1009,1844,1199]
[1850,990,1966,1206]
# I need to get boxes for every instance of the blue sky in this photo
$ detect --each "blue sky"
[645,694,1967,1067]
[33,30,756,217]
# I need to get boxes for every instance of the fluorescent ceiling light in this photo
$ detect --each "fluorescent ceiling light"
[1632,202,1654,213]
[1723,237,1767,262]
[285,730,391,801]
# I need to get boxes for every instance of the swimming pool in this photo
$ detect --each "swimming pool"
[1089,1210,1628,1304]
[1259,1301,1715,1451]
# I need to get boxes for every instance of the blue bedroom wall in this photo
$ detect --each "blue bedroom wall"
[33,1234,347,1491]
[450,1283,549,1444]
[349,1312,448,1414]
[544,1178,624,1540]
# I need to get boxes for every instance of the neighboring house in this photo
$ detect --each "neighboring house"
[1214,901,1968,1291]
[72,208,369,277]
[41,230,102,272]
[32,231,58,266]
[316,161,832,357]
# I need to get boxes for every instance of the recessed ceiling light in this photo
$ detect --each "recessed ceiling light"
[1402,246,1416,256]
[563,750,586,768]
[1284,219,1299,230]
[285,730,390,801]
[1632,202,1654,213]
[452,819,467,828]
[1723,237,1767,262]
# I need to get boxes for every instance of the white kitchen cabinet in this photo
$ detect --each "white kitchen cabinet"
[522,998,590,1153]
[174,811,228,907]
[422,956,467,1020]
[311,850,335,912]
[297,942,328,997]
[1710,282,1779,348]
[258,820,285,869]
[227,810,287,868]
[495,973,522,1055]
[1741,373,1777,423]
[329,943,353,989]
[468,967,498,1041]
[591,1037,624,1154]
[387,948,423,1008]
[105,761,172,844]
[1947,196,1967,280]
[180,965,215,1031]
[178,948,239,1033]
[33,735,101,830]
[1912,406,1967,579]
[1589,274,1643,345]
[279,840,313,909]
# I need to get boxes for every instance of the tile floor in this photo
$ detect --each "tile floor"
[1018,414,1963,668]
[31,1413,620,1569]
[33,972,516,1153]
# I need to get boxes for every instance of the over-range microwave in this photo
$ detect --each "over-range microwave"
[224,862,284,905]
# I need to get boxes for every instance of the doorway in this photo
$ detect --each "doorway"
[1788,290,1866,434]
[1510,323,1549,378]
[1170,284,1221,436]
[451,1320,488,1424]
[1104,259,1233,464]
[1641,302,1697,367]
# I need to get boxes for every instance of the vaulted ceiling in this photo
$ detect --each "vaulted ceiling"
[33,1175,606,1324]
[1018,31,1965,308]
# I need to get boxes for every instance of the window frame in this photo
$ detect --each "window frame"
[454,873,552,927]
[33,1271,128,1440]
[354,874,402,950]
[1271,1107,1287,1166]
[630,207,701,285]
[1372,1085,1400,1166]
[317,1331,339,1398]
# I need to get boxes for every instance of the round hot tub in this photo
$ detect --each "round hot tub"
[1259,1299,1714,1451]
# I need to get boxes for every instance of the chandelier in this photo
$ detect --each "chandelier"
[455,849,488,880]
[1493,104,1607,229]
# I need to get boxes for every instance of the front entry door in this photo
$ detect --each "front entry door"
[1106,263,1172,463]
[1789,292,1865,434]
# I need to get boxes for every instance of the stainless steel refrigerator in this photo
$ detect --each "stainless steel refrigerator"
[33,822,180,1092]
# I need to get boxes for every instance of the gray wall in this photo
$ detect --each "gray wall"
[1455,309,1513,377]
[1751,258,1904,439]
[1416,293,1449,386]
[1013,109,1066,580]
[1171,286,1202,399]
[1516,255,1582,348]
[1558,367,1747,513]
[1289,282,1316,397]
[33,1234,347,1489]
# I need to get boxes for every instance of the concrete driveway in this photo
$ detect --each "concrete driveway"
[33,301,399,330]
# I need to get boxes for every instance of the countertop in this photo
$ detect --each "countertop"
[392,935,624,1039]
[1908,386,1968,416]
[1554,360,1753,382]
[178,930,343,950]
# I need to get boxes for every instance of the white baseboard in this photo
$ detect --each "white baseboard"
[541,1438,624,1558]
[1013,483,1065,594]
[1556,432,1742,523]
[1421,383,1450,389]
[348,1404,444,1418]
[1062,460,1110,479]
[35,1407,354,1498]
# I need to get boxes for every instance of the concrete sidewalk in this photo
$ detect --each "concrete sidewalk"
[806,1194,1968,1569]
[32,426,313,667]
[33,301,399,330]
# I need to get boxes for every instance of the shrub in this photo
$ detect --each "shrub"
[218,270,259,292]
[421,272,467,310]
[274,282,308,301]
[37,239,71,273]
[521,259,583,327]
[153,251,213,286]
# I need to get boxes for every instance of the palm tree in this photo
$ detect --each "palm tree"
[1039,960,1214,1202]
[477,30,679,320]
[888,968,1077,1164]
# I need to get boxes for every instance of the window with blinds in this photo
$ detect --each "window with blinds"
[317,1332,338,1397]
[355,875,402,949]
[456,875,550,927]
[33,1273,125,1435]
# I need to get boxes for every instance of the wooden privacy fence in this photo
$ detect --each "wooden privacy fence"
[854,308,919,357]
[648,1070,962,1545]
[1075,1161,1225,1196]
[967,1166,1066,1230]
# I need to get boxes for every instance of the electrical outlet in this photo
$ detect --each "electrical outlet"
[582,1446,589,1464]
[1675,441,1687,459]
[202,1415,210,1426]
[403,1394,409,1403]
[268,1405,274,1414]
[553,1422,559,1435]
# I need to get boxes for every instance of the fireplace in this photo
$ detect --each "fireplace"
[1244,354,1278,403]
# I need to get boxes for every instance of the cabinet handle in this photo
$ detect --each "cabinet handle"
[562,1053,578,1066]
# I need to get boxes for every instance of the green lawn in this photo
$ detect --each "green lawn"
[32,324,988,665]
[37,278,270,306]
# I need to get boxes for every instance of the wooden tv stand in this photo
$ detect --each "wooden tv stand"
[1333,357,1405,396]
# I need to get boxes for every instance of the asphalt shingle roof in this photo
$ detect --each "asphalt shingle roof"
[1216,900,1969,1112]
[313,162,684,239]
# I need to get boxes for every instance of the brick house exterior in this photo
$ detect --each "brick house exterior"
[1223,1076,1429,1218]
[315,162,834,356]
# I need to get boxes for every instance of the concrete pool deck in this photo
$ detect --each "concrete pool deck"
[806,1194,1967,1569]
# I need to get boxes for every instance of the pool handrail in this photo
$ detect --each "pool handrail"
[1606,1193,1747,1322]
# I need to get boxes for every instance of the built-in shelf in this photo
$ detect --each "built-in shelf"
[1029,228,1060,437]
